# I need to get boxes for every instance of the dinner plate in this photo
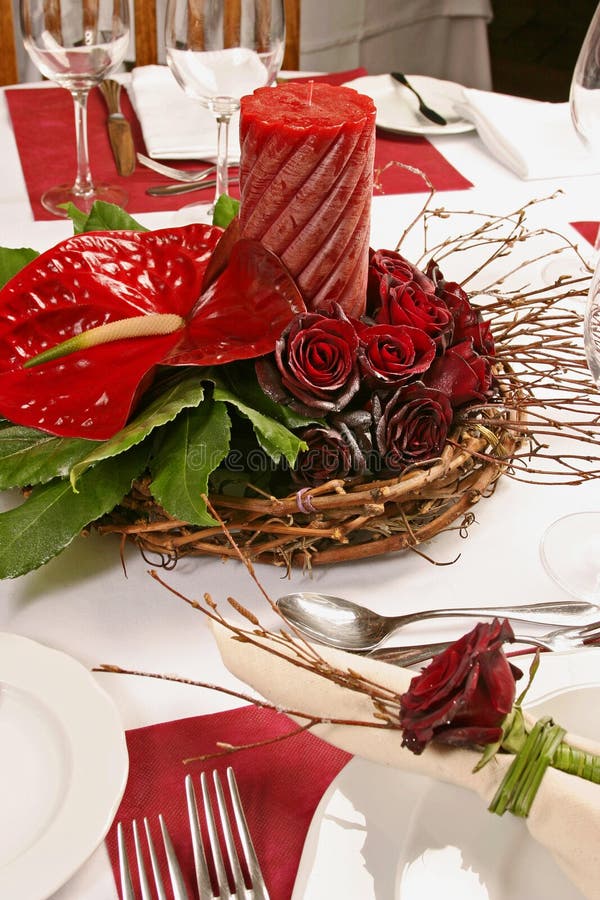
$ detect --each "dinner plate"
[293,649,600,899]
[0,633,128,900]
[342,73,475,136]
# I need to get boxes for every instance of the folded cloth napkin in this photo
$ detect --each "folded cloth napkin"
[213,621,600,900]
[128,64,241,161]
[454,88,600,180]
[105,705,350,899]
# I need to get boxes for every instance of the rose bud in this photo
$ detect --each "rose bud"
[424,339,494,407]
[399,619,521,754]
[292,425,353,486]
[357,322,436,388]
[373,382,453,473]
[375,279,454,352]
[368,248,435,311]
[255,305,360,415]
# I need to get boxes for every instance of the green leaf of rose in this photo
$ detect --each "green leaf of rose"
[65,200,148,234]
[213,383,307,466]
[0,442,149,579]
[212,194,240,228]
[0,423,99,489]
[70,373,206,489]
[0,246,39,288]
[224,363,321,429]
[150,400,231,526]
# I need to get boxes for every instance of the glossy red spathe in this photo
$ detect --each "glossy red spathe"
[0,225,304,440]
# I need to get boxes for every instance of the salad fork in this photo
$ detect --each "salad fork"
[117,817,188,900]
[186,767,270,900]
[137,153,228,183]
[369,619,600,668]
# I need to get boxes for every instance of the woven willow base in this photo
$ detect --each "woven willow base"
[97,406,524,570]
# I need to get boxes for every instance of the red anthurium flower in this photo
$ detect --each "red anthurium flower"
[0,225,305,440]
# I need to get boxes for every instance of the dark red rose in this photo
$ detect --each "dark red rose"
[375,280,454,352]
[374,382,453,473]
[436,281,495,355]
[424,339,494,407]
[368,249,435,310]
[357,323,436,387]
[255,305,360,415]
[294,411,373,486]
[399,619,520,754]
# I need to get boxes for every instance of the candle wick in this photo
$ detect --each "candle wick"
[307,79,314,106]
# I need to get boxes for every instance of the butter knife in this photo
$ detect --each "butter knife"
[98,80,136,176]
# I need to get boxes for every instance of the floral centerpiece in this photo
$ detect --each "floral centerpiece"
[0,193,597,579]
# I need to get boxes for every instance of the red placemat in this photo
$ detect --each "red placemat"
[571,221,599,246]
[105,705,351,900]
[7,72,471,222]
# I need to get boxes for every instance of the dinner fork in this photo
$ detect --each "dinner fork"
[137,153,232,183]
[186,768,270,900]
[369,619,600,668]
[117,817,189,900]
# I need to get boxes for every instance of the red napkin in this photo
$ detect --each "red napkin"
[7,71,471,222]
[571,221,600,247]
[105,705,351,899]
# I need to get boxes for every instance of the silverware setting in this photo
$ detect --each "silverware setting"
[146,176,240,197]
[390,71,448,126]
[276,592,600,653]
[117,767,269,900]
[369,619,600,668]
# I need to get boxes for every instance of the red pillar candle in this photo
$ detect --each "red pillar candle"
[238,81,376,318]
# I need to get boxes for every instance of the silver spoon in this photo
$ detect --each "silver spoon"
[391,72,447,126]
[276,592,600,653]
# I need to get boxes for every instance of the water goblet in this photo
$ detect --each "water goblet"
[539,256,600,602]
[20,0,130,217]
[164,0,285,222]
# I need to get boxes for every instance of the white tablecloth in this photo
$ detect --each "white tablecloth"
[0,79,599,900]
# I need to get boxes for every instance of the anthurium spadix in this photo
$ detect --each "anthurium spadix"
[0,224,305,440]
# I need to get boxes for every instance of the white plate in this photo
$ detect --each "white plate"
[342,73,475,136]
[293,649,600,899]
[0,633,128,900]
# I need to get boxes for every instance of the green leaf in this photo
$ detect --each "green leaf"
[65,200,148,234]
[212,194,240,228]
[151,400,231,525]
[0,423,99,489]
[0,442,149,579]
[70,372,205,488]
[225,363,321,429]
[0,246,39,288]
[213,383,307,466]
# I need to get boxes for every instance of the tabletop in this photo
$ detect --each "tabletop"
[0,76,599,900]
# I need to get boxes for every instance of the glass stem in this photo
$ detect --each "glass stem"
[71,89,94,197]
[214,113,232,203]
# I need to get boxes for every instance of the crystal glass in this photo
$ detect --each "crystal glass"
[539,257,600,601]
[570,1,600,257]
[20,0,130,217]
[164,0,285,221]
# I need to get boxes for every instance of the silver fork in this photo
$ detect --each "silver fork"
[137,153,234,183]
[186,768,270,900]
[117,818,189,900]
[369,619,600,668]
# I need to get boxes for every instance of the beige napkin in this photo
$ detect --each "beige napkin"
[454,88,600,180]
[128,65,241,161]
[213,621,600,899]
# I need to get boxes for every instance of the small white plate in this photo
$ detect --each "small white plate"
[342,73,475,136]
[293,649,600,899]
[0,633,128,900]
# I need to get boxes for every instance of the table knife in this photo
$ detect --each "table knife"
[98,80,136,176]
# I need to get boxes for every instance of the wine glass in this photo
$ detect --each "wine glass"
[164,0,285,221]
[20,0,130,217]
[539,257,600,602]
[542,4,600,282]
